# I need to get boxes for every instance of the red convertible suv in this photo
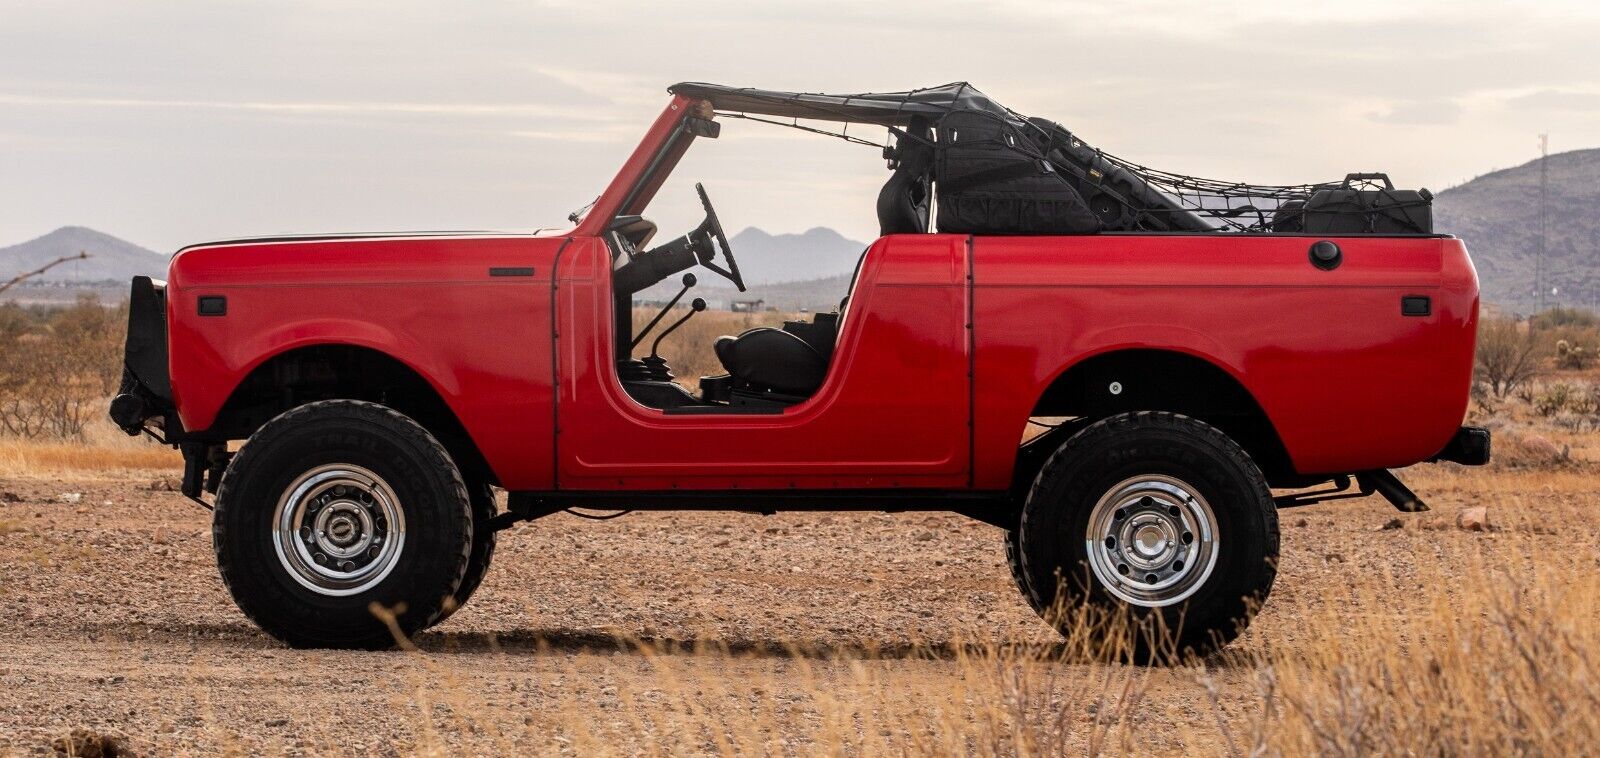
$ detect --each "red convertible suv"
[112,82,1488,657]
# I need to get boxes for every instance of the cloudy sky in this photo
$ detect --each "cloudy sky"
[4,0,1600,251]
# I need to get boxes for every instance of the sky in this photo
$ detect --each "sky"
[4,0,1600,252]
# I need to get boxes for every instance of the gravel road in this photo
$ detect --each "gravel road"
[0,467,1565,755]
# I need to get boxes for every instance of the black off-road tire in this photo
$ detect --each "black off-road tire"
[431,482,497,626]
[213,400,473,649]
[1013,412,1279,661]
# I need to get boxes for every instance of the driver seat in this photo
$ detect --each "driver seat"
[710,129,935,402]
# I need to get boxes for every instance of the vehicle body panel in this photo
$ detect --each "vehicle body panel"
[165,234,565,488]
[553,234,972,490]
[970,235,1478,486]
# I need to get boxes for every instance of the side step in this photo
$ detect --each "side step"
[1273,469,1428,512]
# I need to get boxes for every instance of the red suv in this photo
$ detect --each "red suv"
[112,82,1488,656]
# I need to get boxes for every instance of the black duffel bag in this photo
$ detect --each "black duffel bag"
[1299,173,1433,234]
[932,110,1101,235]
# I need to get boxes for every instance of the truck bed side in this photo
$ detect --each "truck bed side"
[972,235,1478,487]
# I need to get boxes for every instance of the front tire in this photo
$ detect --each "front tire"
[1013,412,1279,661]
[213,400,473,649]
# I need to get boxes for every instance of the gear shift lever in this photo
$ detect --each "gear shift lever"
[651,298,707,359]
[632,273,696,351]
[639,298,706,382]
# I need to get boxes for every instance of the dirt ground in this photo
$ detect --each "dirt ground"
[0,465,1587,755]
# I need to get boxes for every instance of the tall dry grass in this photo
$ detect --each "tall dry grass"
[334,468,1596,756]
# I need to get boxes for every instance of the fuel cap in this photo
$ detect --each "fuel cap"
[1309,240,1342,270]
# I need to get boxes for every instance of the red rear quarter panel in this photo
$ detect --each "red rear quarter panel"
[165,235,565,488]
[973,235,1477,485]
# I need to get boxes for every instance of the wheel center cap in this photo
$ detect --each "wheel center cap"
[1134,524,1168,557]
[327,516,358,545]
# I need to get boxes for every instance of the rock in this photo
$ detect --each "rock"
[58,493,83,504]
[1379,518,1404,531]
[0,491,21,503]
[1520,434,1562,461]
[1294,518,1309,527]
[1457,506,1490,532]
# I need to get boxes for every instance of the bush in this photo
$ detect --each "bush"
[0,296,126,439]
[1530,305,1598,331]
[1475,317,1544,398]
[1534,383,1578,416]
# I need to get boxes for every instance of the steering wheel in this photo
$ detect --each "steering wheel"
[693,183,746,292]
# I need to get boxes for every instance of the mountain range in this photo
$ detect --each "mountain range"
[1432,148,1600,312]
[7,149,1600,313]
[0,226,167,283]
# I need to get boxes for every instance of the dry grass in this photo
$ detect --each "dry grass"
[354,487,1599,755]
[0,439,178,475]
[0,417,178,476]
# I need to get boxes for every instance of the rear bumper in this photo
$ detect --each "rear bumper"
[1431,426,1491,466]
[109,276,177,436]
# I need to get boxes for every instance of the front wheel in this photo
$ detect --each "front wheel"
[1012,412,1279,661]
[213,400,473,649]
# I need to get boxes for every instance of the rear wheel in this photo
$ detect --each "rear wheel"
[213,400,473,649]
[1012,412,1278,661]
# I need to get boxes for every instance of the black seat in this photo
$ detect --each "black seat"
[711,129,935,401]
[714,329,827,397]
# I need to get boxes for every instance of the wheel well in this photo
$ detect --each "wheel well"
[1023,349,1298,487]
[205,345,496,486]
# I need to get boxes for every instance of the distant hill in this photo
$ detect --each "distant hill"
[0,226,166,283]
[1434,150,1600,312]
[728,226,864,286]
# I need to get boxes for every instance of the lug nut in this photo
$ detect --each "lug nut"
[1117,563,1130,575]
[338,560,354,572]
[1145,573,1158,583]
[313,552,327,565]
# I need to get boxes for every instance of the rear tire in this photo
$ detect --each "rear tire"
[213,400,473,649]
[1013,411,1278,661]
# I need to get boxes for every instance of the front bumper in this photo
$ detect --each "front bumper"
[1431,426,1491,466]
[109,276,176,436]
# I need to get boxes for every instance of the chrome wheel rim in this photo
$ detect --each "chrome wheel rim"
[272,464,406,597]
[1085,474,1218,607]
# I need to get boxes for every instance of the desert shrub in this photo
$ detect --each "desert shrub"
[1475,317,1544,398]
[1554,339,1590,369]
[1529,305,1598,330]
[0,296,126,439]
[1534,382,1578,416]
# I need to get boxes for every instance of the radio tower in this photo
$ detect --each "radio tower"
[1537,133,1549,312]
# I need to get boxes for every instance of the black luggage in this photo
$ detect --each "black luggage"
[931,110,1101,235]
[1297,173,1433,234]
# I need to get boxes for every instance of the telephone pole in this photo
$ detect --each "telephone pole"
[1537,133,1549,312]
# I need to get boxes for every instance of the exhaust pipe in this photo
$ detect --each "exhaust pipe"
[1357,469,1428,512]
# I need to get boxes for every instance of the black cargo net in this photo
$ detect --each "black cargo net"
[680,82,1430,235]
